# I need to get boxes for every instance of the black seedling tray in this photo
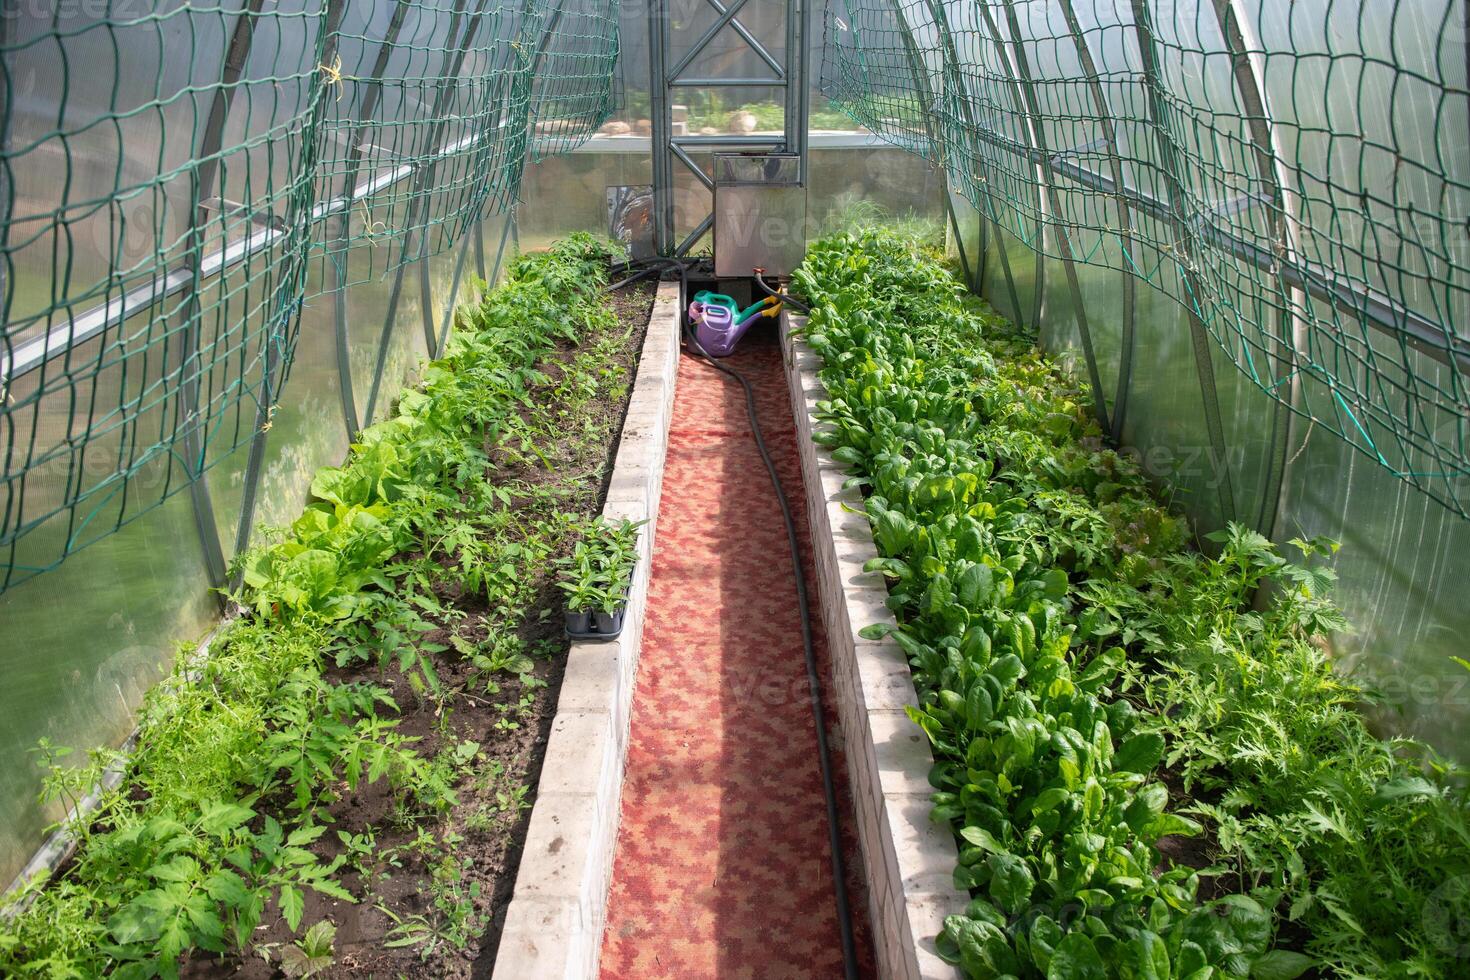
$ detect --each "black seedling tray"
[564,601,627,641]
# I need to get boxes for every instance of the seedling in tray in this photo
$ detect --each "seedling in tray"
[557,518,644,639]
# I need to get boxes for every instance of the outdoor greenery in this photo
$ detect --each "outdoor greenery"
[794,229,1470,979]
[0,235,634,977]
[678,95,856,132]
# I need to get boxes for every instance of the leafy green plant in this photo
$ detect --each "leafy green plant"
[280,919,336,978]
[555,517,643,614]
[0,234,629,977]
[794,229,1470,979]
[381,833,483,960]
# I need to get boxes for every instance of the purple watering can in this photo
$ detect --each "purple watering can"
[687,291,781,357]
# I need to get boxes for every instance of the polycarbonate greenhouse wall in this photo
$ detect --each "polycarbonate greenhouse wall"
[0,0,1466,888]
[0,0,625,883]
[824,0,1470,753]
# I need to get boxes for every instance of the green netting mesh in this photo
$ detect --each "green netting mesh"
[822,0,936,155]
[824,0,1470,522]
[0,0,619,593]
[527,0,622,159]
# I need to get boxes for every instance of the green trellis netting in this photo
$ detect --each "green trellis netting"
[824,0,1470,528]
[0,0,619,593]
[527,0,623,159]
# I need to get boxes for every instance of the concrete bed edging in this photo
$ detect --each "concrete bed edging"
[492,281,681,980]
[781,316,968,980]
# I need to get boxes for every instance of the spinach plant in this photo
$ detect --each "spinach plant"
[794,229,1469,980]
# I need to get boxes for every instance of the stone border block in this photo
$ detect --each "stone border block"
[780,317,967,980]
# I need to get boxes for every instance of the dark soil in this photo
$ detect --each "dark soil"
[1151,762,1231,895]
[182,278,657,979]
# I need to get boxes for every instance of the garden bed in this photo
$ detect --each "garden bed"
[492,280,680,979]
[789,230,1470,979]
[0,237,658,979]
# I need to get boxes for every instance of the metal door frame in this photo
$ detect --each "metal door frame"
[647,0,808,255]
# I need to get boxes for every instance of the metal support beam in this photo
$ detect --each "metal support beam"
[675,213,715,257]
[648,0,807,255]
[920,0,1025,320]
[10,2,1466,392]
[951,118,1470,375]
[993,0,1110,433]
[671,77,782,87]
[1129,0,1238,522]
[647,0,674,254]
[414,0,509,358]
[706,0,785,77]
[1057,0,1138,441]
[1210,0,1311,538]
[668,0,757,80]
[370,0,489,366]
[473,213,487,281]
[670,134,785,147]
[492,209,516,283]
[882,0,972,288]
[672,143,715,190]
[972,1,1048,330]
[989,214,1024,319]
[232,0,346,576]
[435,230,475,353]
[331,0,411,441]
[422,0,560,354]
[784,0,809,174]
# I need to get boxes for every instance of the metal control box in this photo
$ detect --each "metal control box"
[712,153,807,278]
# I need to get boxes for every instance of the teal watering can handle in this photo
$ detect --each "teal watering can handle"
[693,290,738,311]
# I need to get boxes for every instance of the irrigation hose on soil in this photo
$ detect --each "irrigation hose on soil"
[606,261,859,980]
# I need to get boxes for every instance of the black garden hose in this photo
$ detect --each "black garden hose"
[605,256,679,293]
[754,271,812,314]
[606,261,860,980]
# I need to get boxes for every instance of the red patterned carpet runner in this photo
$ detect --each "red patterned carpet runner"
[600,328,874,978]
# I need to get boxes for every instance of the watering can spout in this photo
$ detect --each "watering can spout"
[736,295,779,324]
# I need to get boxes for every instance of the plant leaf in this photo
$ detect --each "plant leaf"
[280,884,305,932]
[1113,732,1165,774]
[1250,950,1315,980]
